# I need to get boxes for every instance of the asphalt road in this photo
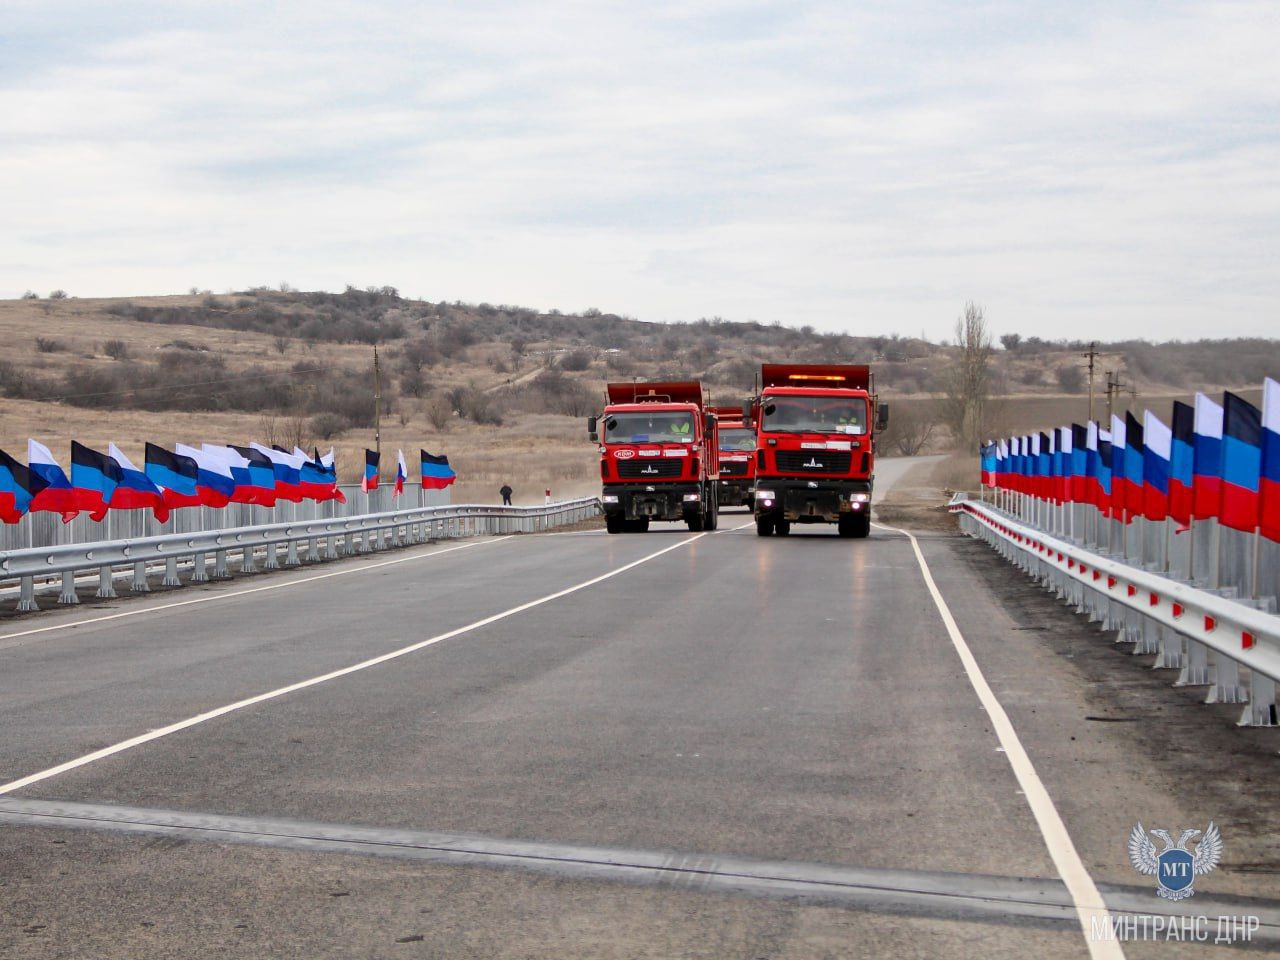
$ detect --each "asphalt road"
[2,457,1279,959]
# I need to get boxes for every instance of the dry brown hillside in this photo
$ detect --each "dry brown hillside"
[1,289,1275,502]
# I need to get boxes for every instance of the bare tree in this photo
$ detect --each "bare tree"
[881,402,936,456]
[940,301,995,448]
[424,393,453,431]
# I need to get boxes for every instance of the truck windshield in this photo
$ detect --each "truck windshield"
[718,428,756,452]
[761,397,867,435]
[604,412,696,444]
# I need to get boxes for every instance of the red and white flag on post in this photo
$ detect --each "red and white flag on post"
[394,449,407,497]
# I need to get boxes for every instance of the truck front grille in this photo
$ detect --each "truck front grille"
[617,459,683,479]
[719,460,749,476]
[774,451,853,473]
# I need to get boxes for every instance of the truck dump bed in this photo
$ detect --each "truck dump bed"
[760,364,871,391]
[606,381,704,406]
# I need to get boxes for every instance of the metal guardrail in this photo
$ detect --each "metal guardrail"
[0,498,601,613]
[951,494,1280,728]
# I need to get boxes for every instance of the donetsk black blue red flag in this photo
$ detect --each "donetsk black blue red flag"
[0,448,48,524]
[420,450,456,489]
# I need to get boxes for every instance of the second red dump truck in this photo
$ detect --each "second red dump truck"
[746,363,888,538]
[589,381,720,533]
[710,405,756,508]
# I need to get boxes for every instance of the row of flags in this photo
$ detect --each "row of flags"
[359,450,456,493]
[980,379,1280,543]
[0,442,456,525]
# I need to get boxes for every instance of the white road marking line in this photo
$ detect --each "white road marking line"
[0,532,710,797]
[0,537,509,647]
[873,521,1124,960]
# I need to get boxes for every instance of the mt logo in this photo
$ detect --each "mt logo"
[1128,822,1222,900]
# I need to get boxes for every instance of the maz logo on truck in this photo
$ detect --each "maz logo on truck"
[803,457,824,469]
[640,465,660,474]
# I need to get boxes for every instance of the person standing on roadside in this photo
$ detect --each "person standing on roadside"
[500,483,513,505]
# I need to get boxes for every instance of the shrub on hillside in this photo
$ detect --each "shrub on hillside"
[35,337,65,353]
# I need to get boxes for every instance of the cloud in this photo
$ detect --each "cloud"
[1,0,1277,340]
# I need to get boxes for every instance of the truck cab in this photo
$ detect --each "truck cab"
[748,363,888,538]
[710,405,756,508]
[589,381,720,534]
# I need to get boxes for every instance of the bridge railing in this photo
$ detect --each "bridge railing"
[951,494,1280,727]
[0,497,601,613]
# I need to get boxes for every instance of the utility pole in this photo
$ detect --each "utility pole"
[1104,370,1133,424]
[373,345,382,460]
[1081,341,1100,422]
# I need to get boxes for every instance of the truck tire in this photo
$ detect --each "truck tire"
[838,512,871,538]
[755,517,774,537]
[625,518,650,533]
[775,520,790,536]
[705,497,718,530]
[686,513,704,532]
[606,515,624,534]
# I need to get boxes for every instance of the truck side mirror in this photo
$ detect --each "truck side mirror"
[587,416,598,443]
[876,403,889,432]
[742,401,753,422]
[704,412,715,438]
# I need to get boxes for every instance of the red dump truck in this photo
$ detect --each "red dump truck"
[746,363,888,538]
[589,381,720,533]
[710,405,756,508]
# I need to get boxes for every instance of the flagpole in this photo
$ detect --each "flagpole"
[1252,526,1262,599]
[373,345,382,463]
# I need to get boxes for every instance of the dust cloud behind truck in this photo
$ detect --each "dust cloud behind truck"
[746,363,888,538]
[589,381,720,534]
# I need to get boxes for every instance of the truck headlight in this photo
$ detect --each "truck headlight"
[851,493,869,502]
[755,490,775,499]
[682,493,700,502]
[602,495,619,503]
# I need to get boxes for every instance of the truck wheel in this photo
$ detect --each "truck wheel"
[755,518,774,537]
[775,520,790,536]
[606,515,624,534]
[625,519,650,533]
[705,500,718,530]
[686,513,704,532]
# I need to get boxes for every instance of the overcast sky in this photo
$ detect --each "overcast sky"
[2,1,1277,341]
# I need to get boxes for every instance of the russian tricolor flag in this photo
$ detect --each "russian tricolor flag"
[1220,391,1262,533]
[394,449,407,497]
[0,448,47,524]
[421,450,456,490]
[252,444,305,503]
[27,439,79,523]
[176,443,236,507]
[362,449,380,492]
[298,448,345,503]
[1070,424,1088,504]
[1142,410,1171,523]
[70,441,122,522]
[108,444,170,523]
[146,443,203,510]
[1168,401,1194,528]
[1192,393,1223,521]
[224,445,279,506]
[1109,414,1127,520]
[1262,378,1280,543]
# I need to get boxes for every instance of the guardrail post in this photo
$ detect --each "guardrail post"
[1174,638,1208,686]
[214,549,229,578]
[190,552,209,583]
[307,537,320,562]
[1208,653,1247,703]
[1241,673,1278,727]
[343,531,354,555]
[242,545,256,573]
[132,561,150,593]
[58,570,79,605]
[17,575,38,612]
[326,535,339,559]
[162,557,181,588]
[96,565,117,598]
[264,540,281,569]
[286,539,300,567]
